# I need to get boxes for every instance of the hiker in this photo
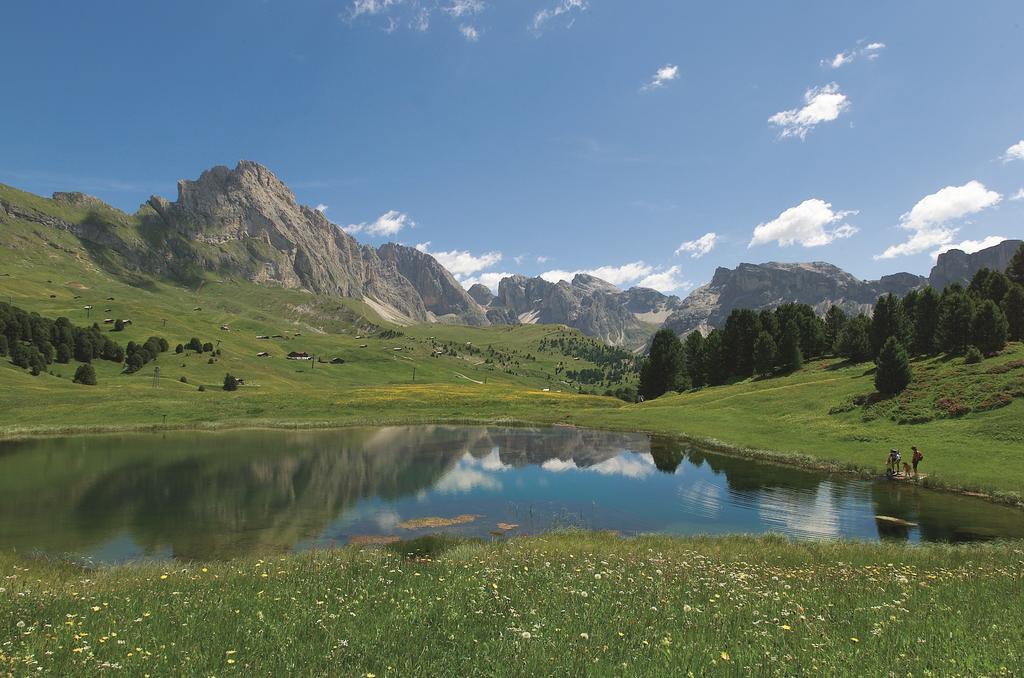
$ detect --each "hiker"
[886,449,901,476]
[911,446,923,478]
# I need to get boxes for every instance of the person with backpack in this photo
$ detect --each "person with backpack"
[911,446,923,477]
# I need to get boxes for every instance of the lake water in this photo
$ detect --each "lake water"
[1,425,1022,563]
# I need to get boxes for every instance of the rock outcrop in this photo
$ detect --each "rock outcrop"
[474,274,680,348]
[927,240,1023,290]
[141,161,486,325]
[661,262,927,336]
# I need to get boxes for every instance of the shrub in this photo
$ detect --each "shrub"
[175,344,184,354]
[187,337,203,352]
[179,376,188,384]
[874,336,912,395]
[73,363,97,385]
[223,373,239,391]
[198,384,206,392]
[113,319,125,331]
[964,346,983,364]
[202,342,214,353]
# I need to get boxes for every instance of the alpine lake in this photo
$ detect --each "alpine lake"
[2,425,1022,564]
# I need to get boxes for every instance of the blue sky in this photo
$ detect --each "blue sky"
[2,0,1023,294]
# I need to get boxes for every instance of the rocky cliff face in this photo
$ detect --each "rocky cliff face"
[141,161,486,325]
[475,274,680,348]
[927,240,1023,290]
[662,261,926,336]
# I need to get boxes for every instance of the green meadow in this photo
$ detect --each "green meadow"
[3,533,1022,676]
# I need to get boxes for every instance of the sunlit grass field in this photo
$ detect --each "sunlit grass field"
[2,533,1021,676]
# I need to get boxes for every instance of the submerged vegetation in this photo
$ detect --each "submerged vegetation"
[2,533,1021,675]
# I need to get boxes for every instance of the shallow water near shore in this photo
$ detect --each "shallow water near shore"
[1,425,1021,563]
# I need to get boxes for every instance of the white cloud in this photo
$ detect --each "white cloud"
[531,0,588,33]
[931,236,1008,260]
[349,0,400,19]
[415,242,502,276]
[314,203,328,213]
[769,83,850,140]
[458,24,480,41]
[749,199,858,248]
[443,0,484,17]
[344,209,415,237]
[540,261,689,293]
[637,267,691,294]
[460,271,515,294]
[1011,188,1024,201]
[824,41,886,69]
[875,180,1002,259]
[1004,140,1024,163]
[536,255,550,264]
[675,232,717,258]
[641,64,679,92]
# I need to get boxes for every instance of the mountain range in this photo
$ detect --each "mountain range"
[1,161,1019,348]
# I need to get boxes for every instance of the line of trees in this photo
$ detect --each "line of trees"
[0,301,169,380]
[640,302,828,399]
[638,244,1024,401]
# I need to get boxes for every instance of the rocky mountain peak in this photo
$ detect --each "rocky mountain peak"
[928,239,1023,290]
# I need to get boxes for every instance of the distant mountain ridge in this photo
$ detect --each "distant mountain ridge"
[1,160,1019,347]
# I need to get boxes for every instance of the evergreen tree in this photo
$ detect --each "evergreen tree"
[757,309,780,343]
[984,271,1011,305]
[0,335,7,357]
[683,331,706,388]
[1002,284,1024,341]
[187,337,203,352]
[967,268,994,300]
[823,305,848,353]
[702,329,730,386]
[875,336,912,395]
[913,286,941,355]
[778,321,803,373]
[639,329,686,400]
[835,314,873,362]
[937,289,975,354]
[73,333,94,363]
[113,319,125,332]
[722,308,760,378]
[73,363,97,385]
[1007,242,1024,286]
[56,342,73,364]
[125,352,145,373]
[753,331,777,377]
[970,299,1008,355]
[870,294,907,357]
[175,344,185,354]
[223,373,240,392]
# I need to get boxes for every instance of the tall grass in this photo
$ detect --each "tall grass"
[2,533,1022,675]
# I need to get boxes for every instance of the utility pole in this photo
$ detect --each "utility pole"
[412,367,416,382]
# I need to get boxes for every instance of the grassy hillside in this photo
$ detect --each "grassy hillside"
[3,185,1024,500]
[3,533,1021,675]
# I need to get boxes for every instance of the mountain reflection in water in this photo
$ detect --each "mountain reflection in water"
[0,426,1020,563]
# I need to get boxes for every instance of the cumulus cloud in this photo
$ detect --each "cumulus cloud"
[1004,140,1024,163]
[641,64,679,92]
[875,180,1002,259]
[931,235,1009,260]
[824,41,886,69]
[749,199,858,248]
[536,255,550,263]
[460,271,515,293]
[769,83,850,140]
[415,242,502,276]
[540,261,689,293]
[344,209,415,237]
[458,24,480,41]
[531,0,588,33]
[675,232,717,258]
[1011,188,1024,201]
